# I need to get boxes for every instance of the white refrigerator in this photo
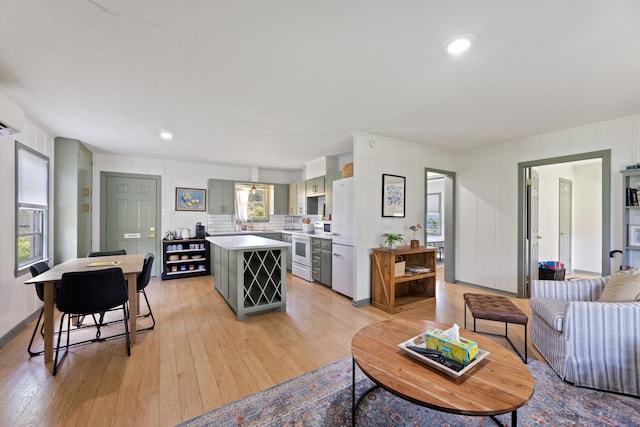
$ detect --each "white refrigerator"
[332,177,354,298]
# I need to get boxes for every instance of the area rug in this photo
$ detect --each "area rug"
[180,358,640,426]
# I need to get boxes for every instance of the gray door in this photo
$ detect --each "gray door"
[527,168,540,297]
[559,178,572,273]
[101,172,161,275]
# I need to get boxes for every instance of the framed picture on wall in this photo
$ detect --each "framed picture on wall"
[176,187,206,211]
[382,174,406,217]
[629,225,640,247]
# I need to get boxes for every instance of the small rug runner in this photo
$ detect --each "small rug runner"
[180,358,640,426]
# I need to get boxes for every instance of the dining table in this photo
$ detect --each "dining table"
[24,253,145,371]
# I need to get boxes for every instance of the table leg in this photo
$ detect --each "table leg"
[352,357,356,427]
[44,282,54,365]
[126,272,138,344]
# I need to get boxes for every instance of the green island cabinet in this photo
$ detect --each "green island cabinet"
[208,235,288,320]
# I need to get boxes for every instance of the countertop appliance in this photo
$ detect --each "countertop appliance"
[331,177,354,298]
[292,234,313,281]
[314,220,332,235]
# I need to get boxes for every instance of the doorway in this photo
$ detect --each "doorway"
[425,168,455,284]
[100,172,162,276]
[517,150,611,298]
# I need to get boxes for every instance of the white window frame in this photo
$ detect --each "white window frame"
[15,142,49,275]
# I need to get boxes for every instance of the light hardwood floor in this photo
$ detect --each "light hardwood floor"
[0,268,539,426]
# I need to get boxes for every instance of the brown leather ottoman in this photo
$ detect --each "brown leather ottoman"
[463,293,528,363]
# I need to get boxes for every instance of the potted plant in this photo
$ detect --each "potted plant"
[383,232,404,249]
[409,224,422,248]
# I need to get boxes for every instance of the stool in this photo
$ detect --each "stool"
[463,293,528,363]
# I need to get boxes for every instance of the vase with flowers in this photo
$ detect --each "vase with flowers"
[409,224,422,248]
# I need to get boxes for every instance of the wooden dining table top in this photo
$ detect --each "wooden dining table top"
[351,318,535,417]
[25,254,145,284]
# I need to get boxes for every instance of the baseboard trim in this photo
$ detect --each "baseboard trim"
[0,309,39,348]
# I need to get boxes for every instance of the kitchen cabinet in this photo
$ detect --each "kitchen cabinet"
[623,169,640,269]
[281,233,292,271]
[324,171,342,217]
[208,235,288,320]
[208,179,235,214]
[288,180,306,215]
[305,176,325,195]
[312,237,332,286]
[161,238,210,280]
[273,184,289,215]
[54,137,93,264]
[371,246,436,314]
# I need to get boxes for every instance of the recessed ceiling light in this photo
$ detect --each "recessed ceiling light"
[160,131,173,140]
[443,34,476,54]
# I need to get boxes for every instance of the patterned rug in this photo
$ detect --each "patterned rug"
[180,358,640,426]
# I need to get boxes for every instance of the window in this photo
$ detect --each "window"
[234,183,270,223]
[16,142,49,274]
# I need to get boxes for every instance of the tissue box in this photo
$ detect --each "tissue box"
[425,328,478,366]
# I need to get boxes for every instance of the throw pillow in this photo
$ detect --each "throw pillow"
[598,271,640,302]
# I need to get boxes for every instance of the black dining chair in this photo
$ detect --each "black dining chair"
[53,267,131,375]
[136,253,156,331]
[87,249,126,257]
[27,261,51,357]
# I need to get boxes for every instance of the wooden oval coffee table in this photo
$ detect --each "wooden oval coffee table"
[351,319,534,426]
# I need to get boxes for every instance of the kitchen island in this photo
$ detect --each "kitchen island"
[207,235,289,320]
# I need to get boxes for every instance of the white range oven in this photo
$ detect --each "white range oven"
[291,234,312,281]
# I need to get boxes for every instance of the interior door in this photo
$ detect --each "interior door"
[102,173,161,275]
[526,168,540,297]
[559,178,572,273]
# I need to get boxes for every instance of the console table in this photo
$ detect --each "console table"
[371,246,436,313]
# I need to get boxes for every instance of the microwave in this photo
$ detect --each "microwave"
[315,220,332,235]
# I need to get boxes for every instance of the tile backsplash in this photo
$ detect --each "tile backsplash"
[207,215,303,231]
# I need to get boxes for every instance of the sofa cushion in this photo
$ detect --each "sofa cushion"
[531,298,568,332]
[598,271,640,302]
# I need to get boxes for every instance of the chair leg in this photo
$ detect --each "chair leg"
[28,308,45,357]
[53,314,71,376]
[137,289,156,331]
[122,304,131,356]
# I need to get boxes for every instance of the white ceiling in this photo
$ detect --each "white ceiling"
[2,1,640,170]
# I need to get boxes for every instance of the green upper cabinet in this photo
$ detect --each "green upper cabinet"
[305,176,325,195]
[296,180,306,215]
[273,184,289,215]
[288,180,306,215]
[208,179,235,214]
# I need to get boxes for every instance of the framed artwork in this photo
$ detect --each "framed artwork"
[426,193,441,235]
[629,225,640,247]
[382,174,406,217]
[176,187,206,211]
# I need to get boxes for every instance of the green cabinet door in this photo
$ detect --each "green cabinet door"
[208,179,235,214]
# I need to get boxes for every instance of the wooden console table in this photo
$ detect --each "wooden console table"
[371,246,436,313]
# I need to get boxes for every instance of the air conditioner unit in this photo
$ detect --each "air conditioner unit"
[0,119,20,136]
[0,91,25,136]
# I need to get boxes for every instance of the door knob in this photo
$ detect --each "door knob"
[147,234,155,238]
[536,235,543,239]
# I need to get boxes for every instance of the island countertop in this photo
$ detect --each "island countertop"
[206,235,289,250]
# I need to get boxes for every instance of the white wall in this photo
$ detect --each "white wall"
[535,161,601,274]
[453,114,640,293]
[352,131,454,303]
[572,162,602,272]
[92,155,301,249]
[0,109,55,339]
